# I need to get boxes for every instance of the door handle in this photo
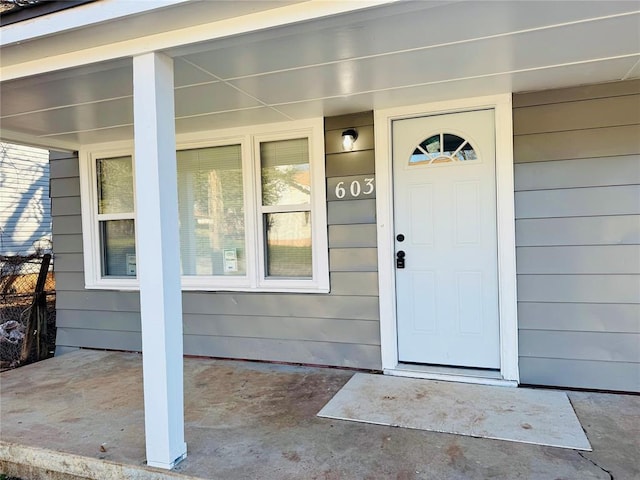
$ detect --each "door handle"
[396,250,405,269]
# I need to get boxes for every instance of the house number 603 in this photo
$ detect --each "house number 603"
[335,178,375,199]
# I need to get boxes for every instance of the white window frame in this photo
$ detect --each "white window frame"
[253,129,327,291]
[80,118,329,293]
[175,135,255,291]
[80,143,139,290]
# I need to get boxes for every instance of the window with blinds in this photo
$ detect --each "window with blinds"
[83,119,328,292]
[177,145,245,276]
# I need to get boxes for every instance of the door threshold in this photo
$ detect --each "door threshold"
[386,363,517,387]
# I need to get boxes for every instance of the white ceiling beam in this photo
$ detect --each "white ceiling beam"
[0,0,399,82]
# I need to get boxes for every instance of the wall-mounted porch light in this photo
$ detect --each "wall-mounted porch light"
[341,128,358,151]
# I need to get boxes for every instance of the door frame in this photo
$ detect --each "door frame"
[374,94,519,386]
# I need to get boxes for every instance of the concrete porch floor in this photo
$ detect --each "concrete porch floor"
[0,350,638,480]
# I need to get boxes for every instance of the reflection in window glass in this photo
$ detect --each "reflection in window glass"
[264,212,312,278]
[410,133,478,165]
[261,138,310,206]
[100,220,136,277]
[423,134,440,153]
[442,134,465,157]
[97,156,134,214]
[177,145,246,276]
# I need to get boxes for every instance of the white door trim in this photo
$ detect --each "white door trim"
[374,93,519,385]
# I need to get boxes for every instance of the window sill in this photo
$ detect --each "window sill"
[83,280,330,294]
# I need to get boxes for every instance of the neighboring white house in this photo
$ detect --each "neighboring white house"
[0,142,51,256]
[1,0,638,470]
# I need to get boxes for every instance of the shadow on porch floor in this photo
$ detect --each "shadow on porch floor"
[0,350,638,479]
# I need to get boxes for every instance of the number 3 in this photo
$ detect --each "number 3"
[363,177,374,195]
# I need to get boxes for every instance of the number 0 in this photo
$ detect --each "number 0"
[350,180,361,197]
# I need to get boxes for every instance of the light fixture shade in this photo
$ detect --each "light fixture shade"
[341,128,358,151]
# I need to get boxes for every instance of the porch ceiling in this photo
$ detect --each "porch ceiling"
[1,0,639,150]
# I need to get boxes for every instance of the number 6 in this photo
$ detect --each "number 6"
[335,181,346,199]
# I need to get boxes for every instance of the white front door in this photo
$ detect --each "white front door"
[393,109,500,369]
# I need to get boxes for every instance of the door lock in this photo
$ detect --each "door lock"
[396,250,405,269]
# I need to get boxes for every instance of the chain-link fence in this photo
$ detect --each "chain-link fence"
[0,253,55,370]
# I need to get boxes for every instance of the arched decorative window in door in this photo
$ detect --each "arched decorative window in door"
[409,133,478,165]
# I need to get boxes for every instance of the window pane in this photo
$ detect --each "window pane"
[97,156,134,214]
[261,138,310,206]
[443,134,477,161]
[410,133,478,165]
[177,145,246,276]
[264,212,312,278]
[100,220,136,277]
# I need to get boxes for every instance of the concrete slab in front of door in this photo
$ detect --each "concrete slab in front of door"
[318,373,592,451]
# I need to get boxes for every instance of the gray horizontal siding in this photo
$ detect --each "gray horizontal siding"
[519,358,640,392]
[55,328,380,369]
[329,224,377,248]
[56,328,142,352]
[517,275,640,304]
[57,310,380,345]
[184,336,380,368]
[56,309,141,331]
[53,253,84,273]
[181,292,376,321]
[330,248,378,272]
[51,234,84,254]
[513,79,640,107]
[53,271,86,289]
[328,199,376,224]
[518,303,640,333]
[51,196,82,216]
[513,94,640,135]
[515,185,640,219]
[326,150,375,177]
[519,331,640,363]
[514,124,640,163]
[514,81,640,392]
[57,290,381,320]
[516,245,640,274]
[53,112,382,369]
[514,155,640,191]
[516,215,640,246]
[52,215,83,235]
[330,272,378,296]
[49,156,79,178]
[184,314,380,344]
[50,177,81,197]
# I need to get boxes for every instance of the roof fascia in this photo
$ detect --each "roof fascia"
[0,0,399,82]
[1,0,191,46]
[0,1,96,28]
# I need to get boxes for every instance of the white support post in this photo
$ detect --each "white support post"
[132,52,187,469]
